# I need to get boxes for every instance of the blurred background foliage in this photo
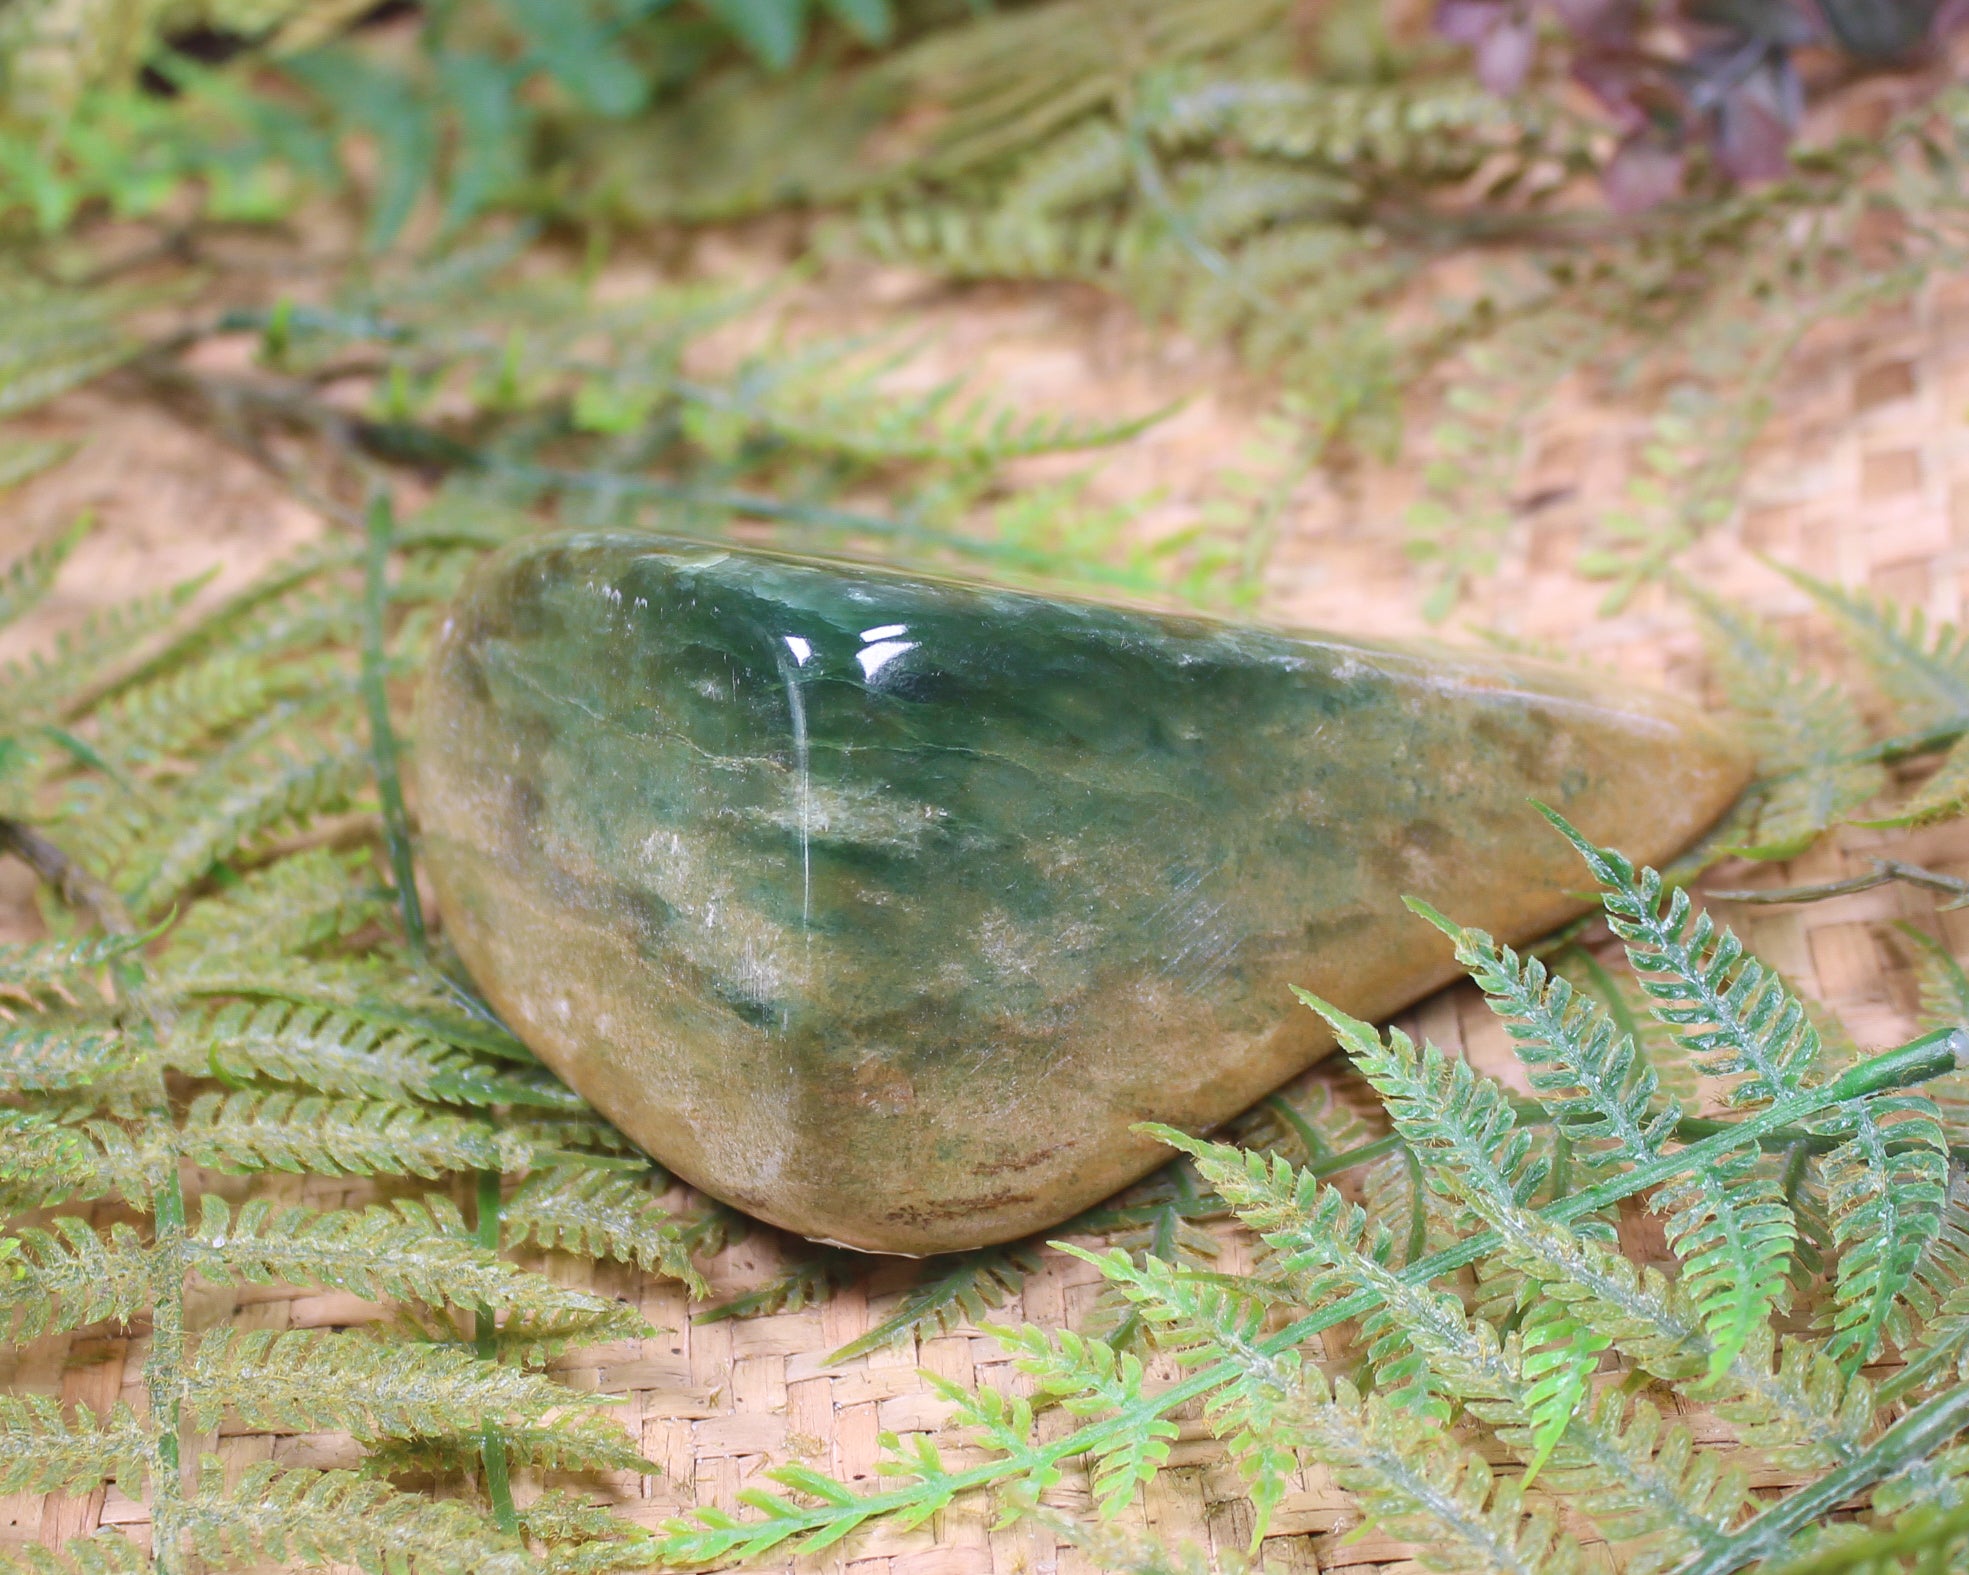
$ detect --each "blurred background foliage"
[0,0,1966,615]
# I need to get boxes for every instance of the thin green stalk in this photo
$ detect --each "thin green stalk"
[1684,1383,1969,1575]
[473,1168,517,1535]
[660,1027,1965,1563]
[1755,1496,1969,1575]
[360,492,426,958]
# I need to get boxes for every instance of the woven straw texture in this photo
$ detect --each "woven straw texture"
[5,211,1969,1572]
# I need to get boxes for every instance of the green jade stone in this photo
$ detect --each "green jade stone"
[416,533,1751,1255]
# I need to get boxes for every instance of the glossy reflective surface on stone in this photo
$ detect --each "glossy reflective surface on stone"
[416,533,1752,1255]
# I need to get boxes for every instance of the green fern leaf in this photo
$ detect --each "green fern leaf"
[830,1241,1041,1363]
[190,1195,615,1317]
[184,1326,588,1438]
[155,846,389,967]
[695,1247,859,1323]
[1884,735,1969,826]
[1079,1244,1590,1569]
[1890,923,1969,1140]
[1756,1497,1969,1575]
[1516,1295,1611,1483]
[363,1411,657,1478]
[0,284,142,420]
[2,576,208,730]
[116,736,371,916]
[1411,899,1797,1376]
[502,1167,706,1296]
[0,1112,146,1212]
[0,1396,147,1495]
[988,1318,1179,1520]
[180,1089,544,1177]
[1542,808,1823,1104]
[1818,1092,1949,1371]
[391,1300,654,1367]
[0,929,150,1006]
[167,953,540,1064]
[90,650,352,768]
[0,1530,149,1575]
[1161,1126,1749,1568]
[0,1219,152,1338]
[166,999,571,1108]
[0,1020,134,1095]
[1773,561,1969,731]
[187,1459,540,1575]
[1684,584,1882,855]
[1298,988,1880,1471]
[0,517,91,634]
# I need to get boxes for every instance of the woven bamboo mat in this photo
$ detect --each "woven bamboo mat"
[7,229,1969,1574]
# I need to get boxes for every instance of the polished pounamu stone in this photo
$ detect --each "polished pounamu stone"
[416,533,1752,1256]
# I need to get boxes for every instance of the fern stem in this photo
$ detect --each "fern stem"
[360,493,426,959]
[473,1168,518,1536]
[665,1028,1966,1561]
[1678,1382,1969,1575]
[1708,858,1969,908]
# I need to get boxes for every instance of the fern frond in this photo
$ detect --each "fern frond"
[1515,1294,1611,1483]
[687,338,1165,467]
[1775,562,1969,732]
[1078,1245,1591,1571]
[1064,1161,1226,1347]
[89,651,352,768]
[1818,1092,1950,1370]
[501,1167,706,1296]
[165,999,571,1108]
[0,1396,147,1495]
[1709,1329,1875,1474]
[0,1112,147,1212]
[191,1195,615,1317]
[1408,900,1676,1166]
[166,952,539,1063]
[0,929,148,1007]
[0,1530,149,1575]
[1543,808,1823,1103]
[3,576,209,733]
[1299,990,1879,1465]
[364,1412,657,1478]
[987,1319,1179,1519]
[1758,1498,1969,1575]
[1888,737,1969,827]
[185,1327,586,1438]
[180,1089,548,1178]
[1891,922,1969,1140]
[1411,900,1797,1374]
[0,284,141,421]
[0,517,91,634]
[392,1300,653,1367]
[155,845,389,966]
[0,1020,134,1095]
[830,1241,1041,1363]
[186,1460,540,1575]
[696,1247,859,1323]
[1684,584,1882,854]
[0,1219,152,1338]
[115,734,371,916]
[1161,1128,1750,1568]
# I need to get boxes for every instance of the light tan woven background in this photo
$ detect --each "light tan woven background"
[5,200,1969,1573]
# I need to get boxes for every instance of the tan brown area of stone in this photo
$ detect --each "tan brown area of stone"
[7,173,1969,1570]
